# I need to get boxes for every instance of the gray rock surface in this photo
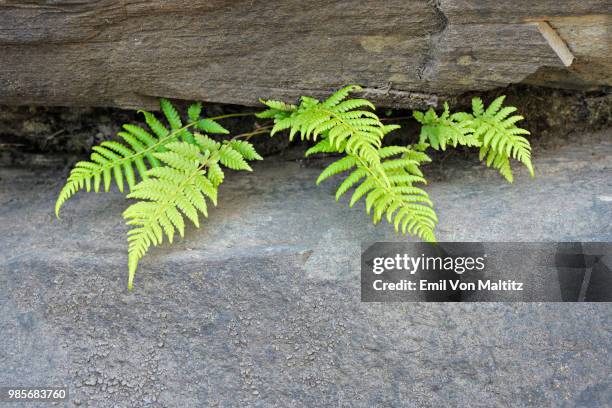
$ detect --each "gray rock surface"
[0,130,611,407]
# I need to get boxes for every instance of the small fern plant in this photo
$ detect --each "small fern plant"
[55,100,261,289]
[55,86,533,289]
[412,96,534,182]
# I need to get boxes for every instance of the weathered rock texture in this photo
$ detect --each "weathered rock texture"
[0,0,609,109]
[0,130,611,406]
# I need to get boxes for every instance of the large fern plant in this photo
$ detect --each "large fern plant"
[257,85,437,241]
[56,86,533,289]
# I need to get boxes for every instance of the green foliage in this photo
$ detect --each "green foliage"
[259,85,438,242]
[55,99,228,217]
[55,100,259,289]
[413,96,534,183]
[471,96,534,183]
[56,87,534,290]
[259,85,384,166]
[413,102,479,150]
[123,136,258,289]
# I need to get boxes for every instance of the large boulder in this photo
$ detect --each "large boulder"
[0,0,609,109]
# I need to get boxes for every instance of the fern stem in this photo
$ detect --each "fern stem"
[361,154,391,188]
[352,154,424,223]
[209,112,259,120]
[231,127,272,141]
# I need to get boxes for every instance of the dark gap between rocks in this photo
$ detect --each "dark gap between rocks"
[0,85,609,170]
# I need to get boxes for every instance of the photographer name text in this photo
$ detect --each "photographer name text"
[372,279,523,292]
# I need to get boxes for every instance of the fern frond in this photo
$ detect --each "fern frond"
[263,86,438,242]
[139,111,169,140]
[207,162,225,187]
[255,99,297,121]
[159,98,196,144]
[345,157,437,242]
[335,168,368,200]
[352,150,437,242]
[471,96,534,181]
[160,98,182,130]
[55,99,228,217]
[322,85,363,108]
[412,96,534,182]
[262,84,385,171]
[378,146,411,158]
[259,99,297,113]
[347,146,437,241]
[124,138,260,290]
[472,97,484,116]
[194,133,221,152]
[124,143,211,289]
[484,95,506,116]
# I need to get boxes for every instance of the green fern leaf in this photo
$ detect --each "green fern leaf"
[377,146,410,158]
[484,95,506,116]
[322,85,363,108]
[55,101,232,217]
[207,162,225,187]
[259,99,297,113]
[334,99,375,112]
[196,119,229,134]
[160,98,182,130]
[316,156,357,184]
[472,97,484,116]
[194,133,221,152]
[219,144,252,171]
[494,106,517,121]
[262,84,385,170]
[159,99,197,143]
[335,168,367,200]
[188,102,202,122]
[138,111,170,140]
[255,109,278,119]
[124,143,209,289]
[228,140,264,161]
[414,104,478,150]
[412,95,534,182]
[305,139,337,157]
[123,138,260,290]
